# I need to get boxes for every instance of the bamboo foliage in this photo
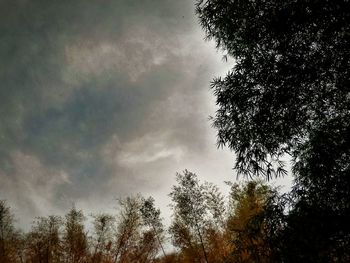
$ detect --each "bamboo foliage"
[0,175,275,263]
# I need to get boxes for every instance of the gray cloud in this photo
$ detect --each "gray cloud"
[0,0,291,227]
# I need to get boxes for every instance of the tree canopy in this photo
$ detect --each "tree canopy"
[196,0,350,178]
[196,0,350,261]
[0,176,276,263]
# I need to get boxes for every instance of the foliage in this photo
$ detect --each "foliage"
[113,195,143,263]
[63,207,88,263]
[91,213,115,263]
[226,181,276,262]
[0,200,21,263]
[0,176,279,263]
[169,171,273,263]
[26,215,63,263]
[141,196,167,257]
[196,0,350,261]
[169,171,216,263]
[195,0,350,177]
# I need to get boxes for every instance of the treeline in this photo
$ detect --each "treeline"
[0,170,277,263]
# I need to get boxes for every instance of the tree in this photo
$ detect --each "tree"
[201,183,228,263]
[26,215,63,263]
[132,229,159,263]
[140,197,166,258]
[196,0,350,178]
[113,196,142,263]
[169,171,225,263]
[226,181,276,262]
[63,207,88,263]
[0,200,20,263]
[195,0,350,261]
[91,213,114,263]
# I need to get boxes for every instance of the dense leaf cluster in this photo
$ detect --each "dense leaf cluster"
[196,0,350,261]
[197,0,350,178]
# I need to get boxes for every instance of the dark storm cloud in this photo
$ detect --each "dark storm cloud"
[0,0,237,225]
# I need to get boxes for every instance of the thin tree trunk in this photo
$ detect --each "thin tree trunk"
[113,233,125,263]
[151,224,166,258]
[195,222,209,263]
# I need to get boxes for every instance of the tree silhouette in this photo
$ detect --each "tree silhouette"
[140,197,166,258]
[113,196,142,263]
[169,171,226,263]
[196,0,350,177]
[27,215,63,263]
[0,179,285,263]
[63,207,88,263]
[0,200,21,263]
[91,213,115,263]
[196,0,350,261]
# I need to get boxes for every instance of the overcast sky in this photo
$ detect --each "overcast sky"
[0,0,292,229]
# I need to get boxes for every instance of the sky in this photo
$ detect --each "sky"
[0,0,292,229]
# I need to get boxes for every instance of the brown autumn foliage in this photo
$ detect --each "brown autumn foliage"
[0,173,275,263]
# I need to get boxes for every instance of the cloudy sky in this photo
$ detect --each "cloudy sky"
[0,0,291,228]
